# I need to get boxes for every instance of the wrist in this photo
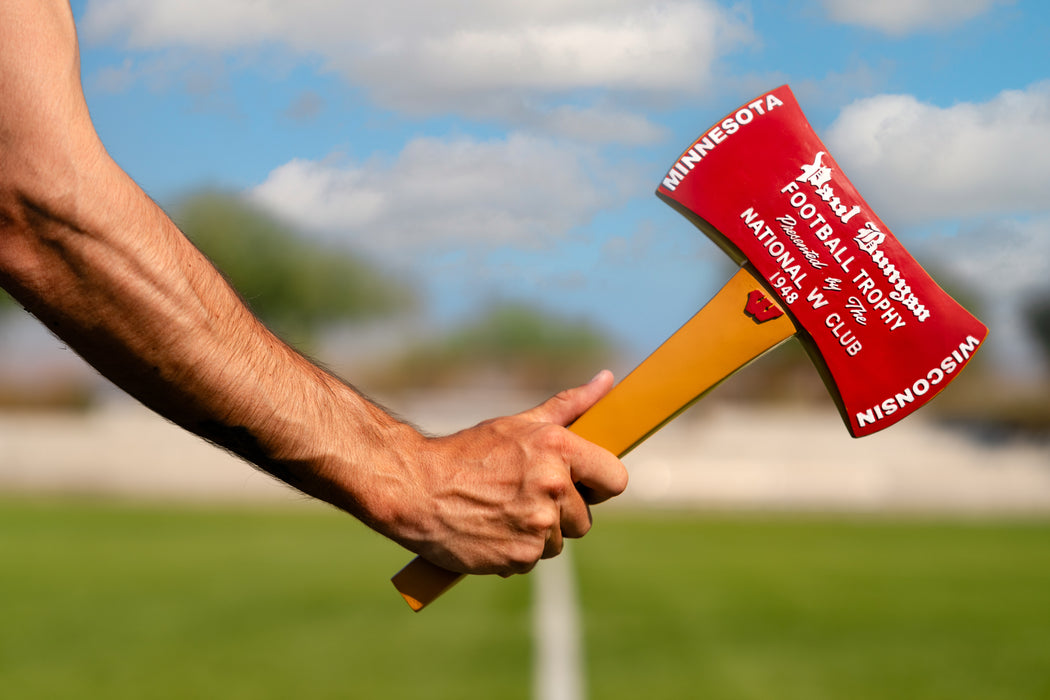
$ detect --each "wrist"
[269,371,433,541]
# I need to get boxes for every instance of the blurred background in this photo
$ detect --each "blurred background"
[2,1,1050,699]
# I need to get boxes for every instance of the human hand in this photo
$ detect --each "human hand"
[386,371,628,576]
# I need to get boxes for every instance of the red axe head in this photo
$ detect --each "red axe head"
[657,85,987,437]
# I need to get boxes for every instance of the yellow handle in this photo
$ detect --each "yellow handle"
[392,267,797,610]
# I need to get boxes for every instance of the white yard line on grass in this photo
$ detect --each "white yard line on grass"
[532,542,585,700]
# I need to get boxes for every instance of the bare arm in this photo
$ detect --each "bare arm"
[0,0,627,575]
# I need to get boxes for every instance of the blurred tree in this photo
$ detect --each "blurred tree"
[173,190,415,344]
[1024,290,1050,371]
[375,302,617,392]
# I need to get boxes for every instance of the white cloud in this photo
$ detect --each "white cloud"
[249,133,640,260]
[80,0,753,140]
[819,0,1008,35]
[824,82,1050,225]
[343,2,749,98]
[521,105,668,145]
[80,0,286,50]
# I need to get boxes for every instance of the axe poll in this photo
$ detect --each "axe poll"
[391,85,988,611]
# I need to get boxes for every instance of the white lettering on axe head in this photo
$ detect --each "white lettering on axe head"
[661,93,784,191]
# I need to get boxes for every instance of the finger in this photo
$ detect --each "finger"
[541,524,564,560]
[522,370,615,427]
[558,491,593,539]
[566,440,629,505]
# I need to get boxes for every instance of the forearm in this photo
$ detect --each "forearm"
[1,172,630,573]
[0,153,421,523]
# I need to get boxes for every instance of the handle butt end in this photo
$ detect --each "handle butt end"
[392,556,465,611]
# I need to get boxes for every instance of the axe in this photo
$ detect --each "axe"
[391,85,988,611]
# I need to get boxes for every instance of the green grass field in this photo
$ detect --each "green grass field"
[2,499,1049,699]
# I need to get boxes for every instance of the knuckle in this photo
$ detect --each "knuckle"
[524,504,558,533]
[535,422,570,450]
[560,500,592,539]
[506,543,541,574]
[535,467,570,498]
[573,516,593,538]
[548,387,576,409]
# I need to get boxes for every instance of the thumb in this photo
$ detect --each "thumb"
[523,370,615,427]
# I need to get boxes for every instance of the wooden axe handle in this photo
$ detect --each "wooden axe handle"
[392,267,797,610]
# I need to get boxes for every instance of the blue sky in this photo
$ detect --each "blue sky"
[67,0,1050,374]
